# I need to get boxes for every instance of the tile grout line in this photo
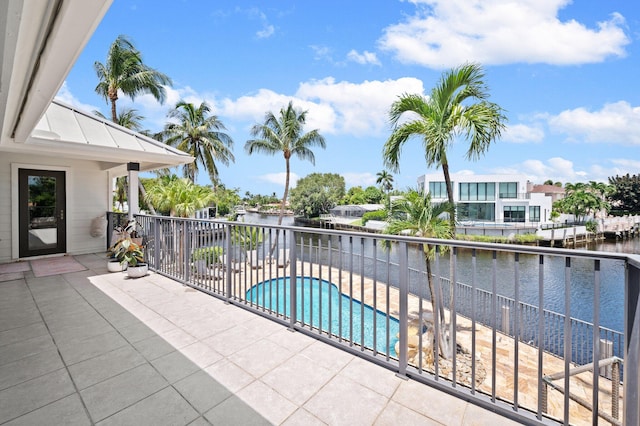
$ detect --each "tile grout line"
[21,273,97,426]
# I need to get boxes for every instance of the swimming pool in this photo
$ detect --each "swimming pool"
[246,277,399,355]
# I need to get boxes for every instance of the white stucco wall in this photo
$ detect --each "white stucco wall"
[0,152,110,262]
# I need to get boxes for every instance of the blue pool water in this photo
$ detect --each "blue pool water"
[246,277,399,355]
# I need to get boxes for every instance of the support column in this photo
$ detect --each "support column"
[127,162,140,220]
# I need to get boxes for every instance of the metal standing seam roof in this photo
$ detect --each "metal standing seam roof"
[31,99,191,159]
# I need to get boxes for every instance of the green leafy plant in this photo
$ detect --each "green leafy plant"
[191,246,223,265]
[110,238,145,266]
[362,209,388,225]
[231,226,263,250]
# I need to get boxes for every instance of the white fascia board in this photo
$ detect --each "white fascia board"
[10,0,112,143]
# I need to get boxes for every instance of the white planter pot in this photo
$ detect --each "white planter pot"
[126,263,148,278]
[107,259,124,272]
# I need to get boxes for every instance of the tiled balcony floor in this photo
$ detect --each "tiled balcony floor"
[0,254,519,425]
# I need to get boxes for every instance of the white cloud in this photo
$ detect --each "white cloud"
[55,82,102,114]
[342,172,376,188]
[548,101,640,145]
[219,77,425,137]
[502,124,544,144]
[295,77,424,135]
[310,45,333,62]
[244,7,276,39]
[378,0,629,68]
[610,158,640,170]
[346,49,381,66]
[257,24,275,39]
[120,85,218,130]
[257,172,299,187]
[493,157,620,184]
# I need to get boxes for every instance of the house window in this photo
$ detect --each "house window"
[529,206,540,222]
[504,205,525,222]
[499,182,518,198]
[428,181,447,199]
[458,203,495,221]
[458,183,495,201]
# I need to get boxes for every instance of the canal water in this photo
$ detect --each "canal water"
[241,213,630,335]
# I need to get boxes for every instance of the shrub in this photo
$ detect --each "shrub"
[362,209,387,225]
[191,246,223,264]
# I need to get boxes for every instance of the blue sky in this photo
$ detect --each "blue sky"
[59,0,640,196]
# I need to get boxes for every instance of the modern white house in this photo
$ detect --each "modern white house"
[0,0,194,262]
[418,173,553,225]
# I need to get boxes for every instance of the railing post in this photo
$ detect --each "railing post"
[599,339,613,378]
[396,241,409,378]
[624,258,640,425]
[502,305,510,335]
[288,229,297,331]
[613,360,620,421]
[184,220,190,283]
[225,225,232,302]
[153,216,160,271]
[106,212,114,250]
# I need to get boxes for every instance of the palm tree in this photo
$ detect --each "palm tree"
[113,176,128,211]
[144,177,214,217]
[93,108,144,131]
[162,101,235,184]
[94,107,158,214]
[95,35,170,215]
[94,35,172,122]
[383,63,507,230]
[245,101,326,225]
[376,170,394,209]
[385,189,453,358]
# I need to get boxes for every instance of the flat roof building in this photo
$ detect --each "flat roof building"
[418,173,553,225]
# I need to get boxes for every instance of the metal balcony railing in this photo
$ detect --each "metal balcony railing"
[130,213,640,425]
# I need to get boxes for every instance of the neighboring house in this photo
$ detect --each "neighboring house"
[418,173,553,225]
[528,183,566,203]
[0,0,193,262]
[330,204,384,218]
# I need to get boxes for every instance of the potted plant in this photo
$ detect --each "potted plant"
[106,253,124,272]
[111,238,148,278]
[191,246,223,276]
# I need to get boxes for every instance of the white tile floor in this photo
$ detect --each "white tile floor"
[0,254,524,425]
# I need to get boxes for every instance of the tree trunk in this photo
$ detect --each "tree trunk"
[138,180,157,215]
[442,162,455,232]
[110,98,118,123]
[424,245,449,359]
[442,161,456,359]
[279,157,291,226]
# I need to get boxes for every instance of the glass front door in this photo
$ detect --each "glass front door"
[18,169,67,257]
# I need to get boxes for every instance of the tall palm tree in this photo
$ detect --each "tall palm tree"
[94,35,172,122]
[95,35,170,215]
[376,170,394,209]
[385,189,453,358]
[162,101,235,184]
[383,63,507,230]
[245,101,326,225]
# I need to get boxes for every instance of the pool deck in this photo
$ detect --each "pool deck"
[228,259,623,424]
[0,253,518,425]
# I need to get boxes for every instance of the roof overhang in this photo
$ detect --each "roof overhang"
[0,0,194,174]
[1,0,112,145]
[12,100,194,173]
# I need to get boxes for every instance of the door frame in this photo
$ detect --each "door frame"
[11,163,71,259]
